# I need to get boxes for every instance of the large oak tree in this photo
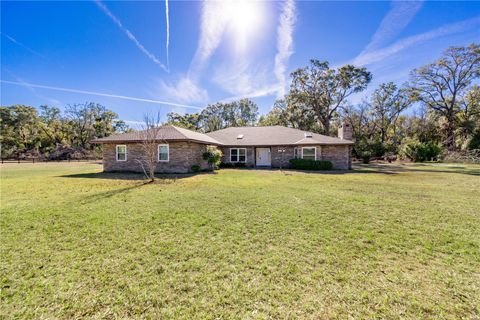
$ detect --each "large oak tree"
[287,59,372,135]
[409,43,480,150]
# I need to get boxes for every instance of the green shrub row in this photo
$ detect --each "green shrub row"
[219,162,247,168]
[289,159,333,170]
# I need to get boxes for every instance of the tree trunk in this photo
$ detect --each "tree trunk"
[149,156,156,182]
[445,119,456,151]
[322,119,330,136]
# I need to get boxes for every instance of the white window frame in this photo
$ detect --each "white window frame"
[158,144,169,162]
[301,147,316,160]
[116,145,127,161]
[230,148,247,163]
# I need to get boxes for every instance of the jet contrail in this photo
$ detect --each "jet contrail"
[165,0,170,69]
[1,80,202,110]
[1,33,46,59]
[274,0,296,98]
[94,0,169,72]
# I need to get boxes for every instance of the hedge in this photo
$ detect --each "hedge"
[289,158,333,170]
[219,162,247,168]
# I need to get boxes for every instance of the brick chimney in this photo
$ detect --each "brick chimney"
[338,122,353,141]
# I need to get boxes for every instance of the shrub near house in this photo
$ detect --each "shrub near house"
[289,159,333,170]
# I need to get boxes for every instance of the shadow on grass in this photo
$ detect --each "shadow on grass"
[73,172,217,201]
[256,163,480,176]
[81,182,148,201]
[60,164,479,180]
[59,171,218,181]
[351,163,480,176]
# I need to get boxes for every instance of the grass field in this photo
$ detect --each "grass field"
[1,162,479,319]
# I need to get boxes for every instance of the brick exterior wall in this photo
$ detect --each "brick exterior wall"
[219,144,352,170]
[320,145,352,170]
[102,142,211,173]
[271,146,295,168]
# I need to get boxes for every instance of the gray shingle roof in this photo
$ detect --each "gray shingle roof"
[93,125,353,146]
[206,126,354,146]
[92,125,223,145]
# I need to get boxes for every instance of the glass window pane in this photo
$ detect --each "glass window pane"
[159,152,168,161]
[159,145,169,161]
[239,149,246,156]
[230,149,238,162]
[239,155,246,162]
[303,148,315,160]
[117,145,126,161]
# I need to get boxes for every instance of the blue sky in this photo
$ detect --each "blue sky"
[1,1,479,126]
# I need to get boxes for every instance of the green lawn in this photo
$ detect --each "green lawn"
[1,162,479,319]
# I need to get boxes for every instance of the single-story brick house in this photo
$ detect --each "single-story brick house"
[93,124,354,173]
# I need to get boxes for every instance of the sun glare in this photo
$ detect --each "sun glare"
[230,1,264,35]
[226,0,267,52]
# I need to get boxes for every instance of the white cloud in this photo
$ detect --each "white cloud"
[154,77,209,105]
[274,0,297,98]
[157,1,286,107]
[155,1,230,107]
[188,1,268,76]
[353,16,480,66]
[362,1,423,54]
[212,59,272,95]
[95,0,169,72]
[165,0,170,69]
[2,72,62,106]
[199,1,283,101]
[161,0,274,106]
[211,56,279,103]
[1,80,202,110]
[219,84,281,103]
[188,1,230,76]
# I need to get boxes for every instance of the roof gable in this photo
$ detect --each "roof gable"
[92,125,222,145]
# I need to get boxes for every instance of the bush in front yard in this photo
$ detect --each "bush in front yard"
[289,159,333,170]
[202,146,222,170]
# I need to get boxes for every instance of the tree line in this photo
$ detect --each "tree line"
[0,103,130,159]
[1,43,479,162]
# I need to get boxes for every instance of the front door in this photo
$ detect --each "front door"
[256,148,271,166]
